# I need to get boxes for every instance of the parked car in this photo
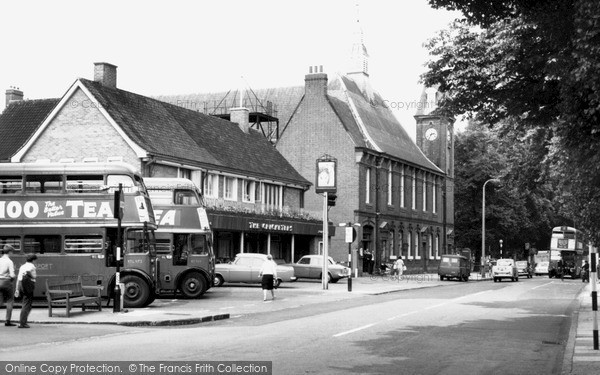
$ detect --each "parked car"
[214,253,296,287]
[438,254,470,281]
[492,258,518,282]
[535,261,549,276]
[516,261,532,278]
[291,255,350,283]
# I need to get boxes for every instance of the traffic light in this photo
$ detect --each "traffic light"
[327,193,337,207]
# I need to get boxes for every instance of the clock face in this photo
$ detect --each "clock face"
[425,127,438,141]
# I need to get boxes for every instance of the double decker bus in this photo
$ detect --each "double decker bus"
[144,178,214,298]
[0,162,158,307]
[549,226,589,278]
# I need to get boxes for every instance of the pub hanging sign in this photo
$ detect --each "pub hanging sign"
[315,154,337,194]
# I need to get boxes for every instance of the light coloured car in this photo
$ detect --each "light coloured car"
[493,258,518,282]
[516,261,532,278]
[535,261,549,276]
[291,255,350,283]
[214,253,296,287]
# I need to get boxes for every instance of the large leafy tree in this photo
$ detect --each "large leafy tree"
[424,0,600,243]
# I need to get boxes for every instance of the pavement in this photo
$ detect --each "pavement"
[0,272,490,326]
[562,281,600,374]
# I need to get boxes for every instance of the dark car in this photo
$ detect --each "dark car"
[438,254,470,281]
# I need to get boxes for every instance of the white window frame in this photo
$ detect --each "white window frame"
[433,177,437,214]
[411,170,416,210]
[428,234,433,259]
[365,167,371,204]
[400,166,405,208]
[204,173,219,198]
[224,176,238,201]
[243,180,255,203]
[415,232,421,260]
[435,234,440,259]
[422,173,427,212]
[387,164,393,206]
[407,231,413,259]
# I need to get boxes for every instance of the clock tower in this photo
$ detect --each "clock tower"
[414,86,454,178]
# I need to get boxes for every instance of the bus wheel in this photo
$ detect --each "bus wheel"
[180,272,205,298]
[122,275,151,308]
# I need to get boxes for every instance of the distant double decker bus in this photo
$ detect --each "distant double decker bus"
[549,226,588,278]
[0,162,158,307]
[145,178,215,298]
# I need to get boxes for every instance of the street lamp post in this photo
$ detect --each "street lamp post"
[500,239,503,258]
[481,178,500,277]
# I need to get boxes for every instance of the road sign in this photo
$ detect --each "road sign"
[345,227,357,243]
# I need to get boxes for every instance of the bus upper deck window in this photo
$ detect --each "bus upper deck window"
[66,175,104,193]
[134,175,147,195]
[25,175,63,194]
[174,190,199,205]
[0,177,22,194]
[107,175,137,193]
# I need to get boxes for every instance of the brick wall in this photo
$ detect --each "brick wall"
[22,88,140,168]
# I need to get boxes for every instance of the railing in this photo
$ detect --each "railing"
[203,197,320,221]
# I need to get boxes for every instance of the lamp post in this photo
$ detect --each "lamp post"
[481,178,500,277]
[500,239,503,258]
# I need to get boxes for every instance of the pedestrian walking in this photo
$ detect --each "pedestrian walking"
[14,254,37,328]
[258,254,278,301]
[393,256,405,277]
[0,245,16,327]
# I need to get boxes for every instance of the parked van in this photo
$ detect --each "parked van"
[438,254,470,282]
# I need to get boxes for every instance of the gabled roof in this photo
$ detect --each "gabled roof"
[3,79,309,186]
[0,99,59,161]
[333,75,442,172]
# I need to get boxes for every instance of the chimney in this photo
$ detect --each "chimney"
[305,65,328,99]
[5,87,24,108]
[93,62,118,88]
[230,107,250,134]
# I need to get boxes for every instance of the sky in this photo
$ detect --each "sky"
[0,0,460,139]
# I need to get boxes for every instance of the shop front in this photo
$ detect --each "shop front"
[207,212,335,263]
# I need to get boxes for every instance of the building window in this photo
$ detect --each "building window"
[178,168,191,179]
[435,234,440,259]
[243,180,255,203]
[411,170,416,210]
[204,173,218,198]
[224,176,237,201]
[423,173,427,212]
[433,177,437,214]
[264,183,281,210]
[406,232,413,259]
[400,166,405,208]
[428,234,433,259]
[365,167,371,204]
[387,164,393,206]
[415,232,421,260]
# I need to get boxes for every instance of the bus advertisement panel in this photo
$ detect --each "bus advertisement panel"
[0,163,159,308]
[145,178,215,299]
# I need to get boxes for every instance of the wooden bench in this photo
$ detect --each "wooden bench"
[45,277,103,317]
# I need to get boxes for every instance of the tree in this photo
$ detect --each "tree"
[423,0,600,243]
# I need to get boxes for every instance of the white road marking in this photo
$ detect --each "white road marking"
[333,323,376,338]
[532,282,554,290]
[219,306,234,310]
[335,290,492,337]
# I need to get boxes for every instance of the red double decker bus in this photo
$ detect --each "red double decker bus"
[145,178,215,298]
[0,162,158,307]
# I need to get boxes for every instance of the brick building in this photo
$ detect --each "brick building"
[0,63,332,262]
[157,28,455,274]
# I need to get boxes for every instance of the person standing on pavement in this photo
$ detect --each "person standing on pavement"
[393,256,405,277]
[0,245,16,327]
[14,254,37,328]
[258,254,278,302]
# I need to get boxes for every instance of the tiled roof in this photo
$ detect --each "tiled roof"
[0,99,59,161]
[336,76,442,172]
[80,79,309,185]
